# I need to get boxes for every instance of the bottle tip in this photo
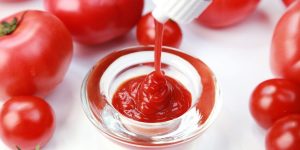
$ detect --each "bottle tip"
[152,9,169,23]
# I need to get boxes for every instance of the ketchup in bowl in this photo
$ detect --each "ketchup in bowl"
[112,18,192,122]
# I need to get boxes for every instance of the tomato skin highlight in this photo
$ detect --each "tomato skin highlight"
[266,115,300,150]
[44,0,144,45]
[196,0,260,28]
[0,10,73,100]
[270,1,300,84]
[0,96,55,150]
[250,79,300,129]
[136,13,182,48]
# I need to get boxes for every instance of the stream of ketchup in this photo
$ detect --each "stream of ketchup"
[112,18,192,123]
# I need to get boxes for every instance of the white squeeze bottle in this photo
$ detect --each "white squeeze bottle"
[152,0,212,24]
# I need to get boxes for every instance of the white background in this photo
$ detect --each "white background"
[0,0,287,149]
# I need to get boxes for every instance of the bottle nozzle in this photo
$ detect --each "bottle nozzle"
[152,0,212,24]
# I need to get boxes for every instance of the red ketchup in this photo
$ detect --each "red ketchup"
[112,19,192,123]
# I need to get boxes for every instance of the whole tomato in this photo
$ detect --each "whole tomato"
[266,115,300,150]
[44,0,144,45]
[0,10,73,100]
[136,12,182,48]
[196,0,260,28]
[250,79,300,129]
[0,96,55,150]
[283,0,296,6]
[270,1,300,84]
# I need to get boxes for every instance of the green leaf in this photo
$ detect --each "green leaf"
[35,145,40,150]
[0,17,18,37]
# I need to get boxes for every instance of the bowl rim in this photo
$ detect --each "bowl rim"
[80,45,222,147]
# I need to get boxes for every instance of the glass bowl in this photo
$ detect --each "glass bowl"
[81,46,221,148]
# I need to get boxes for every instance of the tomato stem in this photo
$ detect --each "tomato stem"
[0,17,18,37]
[16,146,21,150]
[15,145,40,150]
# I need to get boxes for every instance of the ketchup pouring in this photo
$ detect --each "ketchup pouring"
[112,18,192,123]
[83,1,218,146]
[154,20,164,74]
[112,0,212,123]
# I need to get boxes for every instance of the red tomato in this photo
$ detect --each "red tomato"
[271,1,300,83]
[250,79,300,129]
[0,96,55,150]
[266,115,300,150]
[136,13,182,48]
[196,0,260,28]
[283,0,296,6]
[44,0,144,45]
[0,10,73,100]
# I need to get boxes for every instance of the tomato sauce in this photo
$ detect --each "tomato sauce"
[112,19,192,123]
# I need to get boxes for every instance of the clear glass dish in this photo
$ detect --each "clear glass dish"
[81,46,221,148]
